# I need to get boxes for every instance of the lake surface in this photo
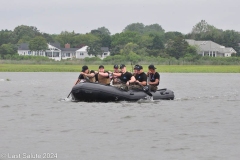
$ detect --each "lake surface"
[0,73,240,160]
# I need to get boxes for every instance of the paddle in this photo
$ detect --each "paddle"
[67,91,72,98]
[67,75,89,98]
[137,82,152,97]
[67,79,79,98]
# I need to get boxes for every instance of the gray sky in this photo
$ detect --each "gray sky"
[0,0,239,35]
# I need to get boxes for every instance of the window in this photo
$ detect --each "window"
[80,52,84,56]
[53,52,59,57]
[46,52,52,57]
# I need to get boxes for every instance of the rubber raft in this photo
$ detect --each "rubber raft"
[71,82,174,102]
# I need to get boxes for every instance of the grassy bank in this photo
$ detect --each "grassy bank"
[0,64,239,73]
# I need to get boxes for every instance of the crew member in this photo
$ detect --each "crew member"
[111,64,121,85]
[113,64,136,90]
[129,65,147,90]
[147,64,160,92]
[132,64,139,77]
[75,65,95,84]
[95,65,110,85]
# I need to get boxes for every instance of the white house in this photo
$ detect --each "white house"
[186,39,237,57]
[45,44,62,61]
[18,43,62,61]
[76,46,94,59]
[100,47,111,59]
[17,43,110,61]
[75,46,111,59]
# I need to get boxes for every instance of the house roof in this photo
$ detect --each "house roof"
[61,48,79,52]
[185,39,236,53]
[101,47,109,52]
[76,46,88,52]
[18,43,29,50]
[48,44,61,51]
[49,42,61,49]
[219,47,236,53]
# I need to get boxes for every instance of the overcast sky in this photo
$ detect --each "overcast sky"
[0,0,239,35]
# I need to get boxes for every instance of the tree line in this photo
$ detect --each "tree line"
[0,20,240,61]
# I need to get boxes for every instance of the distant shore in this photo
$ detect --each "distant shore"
[0,64,239,73]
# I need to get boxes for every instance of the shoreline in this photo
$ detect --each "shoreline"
[0,64,239,73]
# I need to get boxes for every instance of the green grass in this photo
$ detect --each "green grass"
[0,64,239,73]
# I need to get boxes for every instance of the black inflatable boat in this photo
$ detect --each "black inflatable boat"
[71,82,174,102]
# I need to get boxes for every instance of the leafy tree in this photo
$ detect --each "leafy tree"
[29,36,48,51]
[120,43,139,55]
[0,30,13,46]
[165,31,183,42]
[150,34,164,50]
[109,45,124,56]
[111,31,140,48]
[127,51,141,64]
[90,29,102,35]
[165,36,189,59]
[97,27,111,35]
[137,35,153,49]
[55,31,75,47]
[0,43,17,58]
[42,33,55,43]
[123,23,145,34]
[145,24,165,34]
[99,34,111,47]
[73,33,100,48]
[186,45,198,55]
[191,20,216,34]
[87,41,102,57]
[17,35,32,44]
[12,25,41,43]
[89,29,111,47]
[222,30,240,53]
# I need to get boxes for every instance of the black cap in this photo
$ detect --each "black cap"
[120,64,126,69]
[113,64,118,69]
[135,65,143,71]
[148,64,156,70]
[82,65,88,72]
[99,65,104,69]
[134,64,139,70]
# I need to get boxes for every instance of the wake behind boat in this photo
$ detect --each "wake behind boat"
[71,82,174,102]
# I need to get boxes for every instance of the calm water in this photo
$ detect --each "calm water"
[0,73,240,160]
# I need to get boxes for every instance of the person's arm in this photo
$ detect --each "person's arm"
[83,70,95,78]
[129,76,136,83]
[95,73,98,82]
[126,74,136,86]
[135,74,147,86]
[149,73,160,85]
[113,72,122,77]
[137,80,147,86]
[99,72,109,77]
[75,74,83,85]
[75,79,80,85]
[149,79,159,85]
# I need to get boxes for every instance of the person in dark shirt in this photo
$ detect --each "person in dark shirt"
[129,65,147,90]
[132,64,139,77]
[147,64,160,92]
[135,65,147,86]
[75,65,95,84]
[113,64,136,90]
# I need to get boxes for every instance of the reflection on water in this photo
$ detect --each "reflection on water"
[0,73,240,160]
